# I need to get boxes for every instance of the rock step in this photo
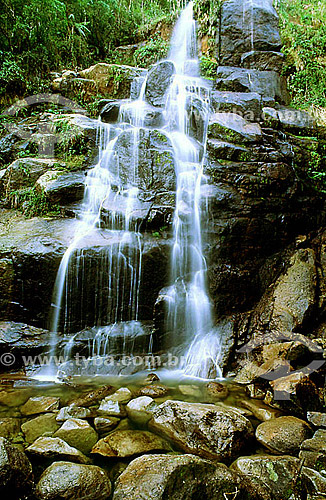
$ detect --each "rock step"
[215,66,289,105]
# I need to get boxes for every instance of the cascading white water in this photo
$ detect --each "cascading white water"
[164,1,222,379]
[48,90,148,371]
[47,1,221,380]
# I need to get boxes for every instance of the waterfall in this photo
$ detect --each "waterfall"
[164,2,222,378]
[47,1,221,380]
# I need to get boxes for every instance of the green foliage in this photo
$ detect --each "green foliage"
[64,154,85,171]
[199,55,218,79]
[0,0,178,91]
[278,0,326,108]
[194,0,222,57]
[134,35,169,67]
[8,186,61,217]
[0,52,24,86]
[307,141,326,193]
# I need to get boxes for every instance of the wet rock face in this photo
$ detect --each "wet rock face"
[219,0,282,68]
[215,66,289,105]
[145,61,175,107]
[211,91,262,121]
[0,210,171,329]
[112,128,175,193]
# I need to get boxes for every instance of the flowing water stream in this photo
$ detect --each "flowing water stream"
[46,1,221,381]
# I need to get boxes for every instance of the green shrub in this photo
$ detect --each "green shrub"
[8,186,61,217]
[0,0,179,82]
[199,55,218,79]
[0,52,25,96]
[134,35,169,67]
[278,0,326,108]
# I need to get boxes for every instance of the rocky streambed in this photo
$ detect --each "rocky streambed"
[0,374,325,499]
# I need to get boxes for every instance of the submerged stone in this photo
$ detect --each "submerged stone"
[20,397,60,416]
[91,430,170,458]
[69,384,115,407]
[22,413,60,443]
[54,418,98,455]
[139,385,169,398]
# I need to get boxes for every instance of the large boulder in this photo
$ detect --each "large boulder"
[145,61,175,107]
[35,461,111,500]
[256,416,312,454]
[219,0,282,67]
[0,437,34,498]
[53,63,145,101]
[149,400,254,462]
[231,455,300,500]
[36,170,85,204]
[112,453,250,500]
